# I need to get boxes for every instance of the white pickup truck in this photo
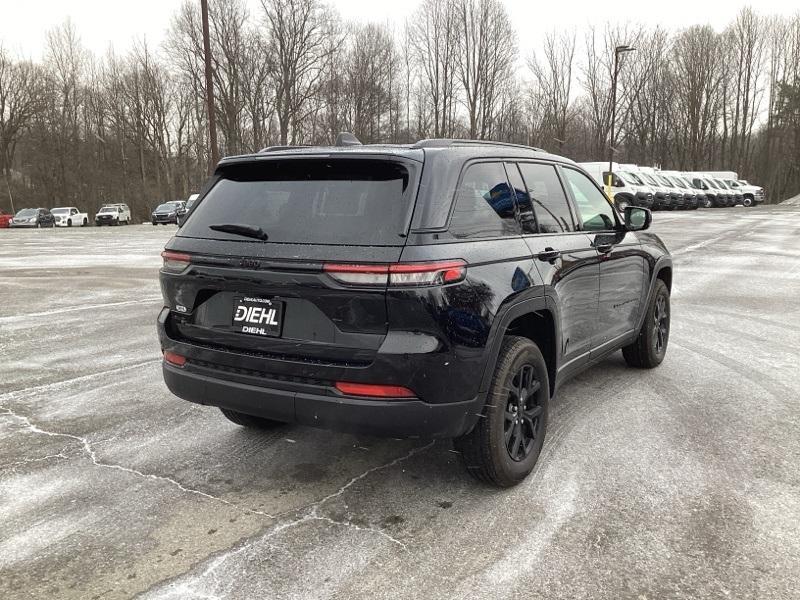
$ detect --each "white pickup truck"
[51,206,89,227]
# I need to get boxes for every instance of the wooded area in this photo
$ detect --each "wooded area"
[1,0,798,219]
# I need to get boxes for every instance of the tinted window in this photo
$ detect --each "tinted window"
[505,163,536,234]
[180,159,417,246]
[563,168,617,232]
[518,163,574,233]
[450,162,519,239]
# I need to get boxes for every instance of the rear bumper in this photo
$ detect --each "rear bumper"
[157,306,485,438]
[163,361,478,438]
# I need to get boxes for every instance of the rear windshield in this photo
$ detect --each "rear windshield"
[179,158,417,246]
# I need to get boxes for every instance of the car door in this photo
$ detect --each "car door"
[560,166,648,354]
[512,161,601,372]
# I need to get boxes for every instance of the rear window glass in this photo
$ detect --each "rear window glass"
[179,159,417,246]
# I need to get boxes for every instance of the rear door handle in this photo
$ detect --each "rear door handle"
[537,248,561,262]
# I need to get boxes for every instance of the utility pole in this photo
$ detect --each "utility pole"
[607,44,636,197]
[201,0,219,175]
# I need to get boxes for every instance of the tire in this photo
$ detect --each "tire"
[219,407,284,429]
[83,218,88,226]
[622,279,670,369]
[36,222,41,229]
[67,219,72,227]
[743,197,753,207]
[115,218,120,226]
[454,336,549,487]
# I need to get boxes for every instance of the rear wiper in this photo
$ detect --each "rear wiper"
[209,223,269,241]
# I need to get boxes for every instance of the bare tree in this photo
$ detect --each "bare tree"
[454,0,516,139]
[528,30,576,151]
[407,0,459,137]
[261,0,337,145]
[0,48,43,212]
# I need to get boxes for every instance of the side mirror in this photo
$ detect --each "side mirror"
[624,206,651,231]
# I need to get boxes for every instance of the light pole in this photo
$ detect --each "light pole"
[606,44,636,197]
[201,0,219,175]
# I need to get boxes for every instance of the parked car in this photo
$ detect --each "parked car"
[151,201,186,225]
[714,178,743,206]
[662,174,699,210]
[0,210,12,228]
[728,180,765,207]
[51,206,89,227]
[157,134,673,487]
[578,162,654,210]
[10,208,56,228]
[95,203,132,226]
[177,194,199,226]
[685,173,721,208]
[635,169,674,210]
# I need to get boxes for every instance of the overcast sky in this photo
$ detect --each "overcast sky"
[1,0,797,62]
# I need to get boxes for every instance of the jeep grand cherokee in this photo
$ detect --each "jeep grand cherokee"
[157,135,672,487]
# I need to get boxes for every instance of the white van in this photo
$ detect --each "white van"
[578,162,655,211]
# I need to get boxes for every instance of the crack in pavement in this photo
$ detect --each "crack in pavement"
[0,406,276,519]
[0,445,71,470]
[140,442,435,598]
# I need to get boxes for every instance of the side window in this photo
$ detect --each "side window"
[449,162,520,239]
[504,163,536,233]
[518,163,574,233]
[563,168,618,232]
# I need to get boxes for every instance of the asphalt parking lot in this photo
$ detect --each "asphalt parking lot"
[2,206,800,600]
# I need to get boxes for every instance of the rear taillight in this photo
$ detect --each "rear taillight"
[323,260,466,287]
[161,250,191,272]
[335,381,416,398]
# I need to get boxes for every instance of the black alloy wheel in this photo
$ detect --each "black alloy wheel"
[653,292,669,355]
[504,364,544,462]
[622,279,670,368]
[454,336,549,487]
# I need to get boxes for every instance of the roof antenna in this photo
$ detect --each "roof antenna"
[335,132,362,147]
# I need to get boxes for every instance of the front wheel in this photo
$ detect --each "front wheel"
[743,197,753,207]
[623,279,670,368]
[219,408,284,429]
[67,219,72,227]
[454,336,549,487]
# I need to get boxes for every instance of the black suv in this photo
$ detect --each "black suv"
[157,136,672,487]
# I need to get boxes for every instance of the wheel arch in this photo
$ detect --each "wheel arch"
[479,297,559,399]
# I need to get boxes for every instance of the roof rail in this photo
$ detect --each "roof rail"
[411,138,545,153]
[259,145,310,153]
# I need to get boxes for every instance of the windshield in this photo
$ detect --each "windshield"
[640,173,660,186]
[657,175,674,187]
[51,208,70,215]
[621,171,644,185]
[179,158,418,246]
[16,209,36,218]
[714,180,728,189]
[156,203,176,211]
[99,207,118,214]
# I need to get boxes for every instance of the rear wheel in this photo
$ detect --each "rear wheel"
[219,408,284,429]
[622,279,670,368]
[454,336,549,487]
